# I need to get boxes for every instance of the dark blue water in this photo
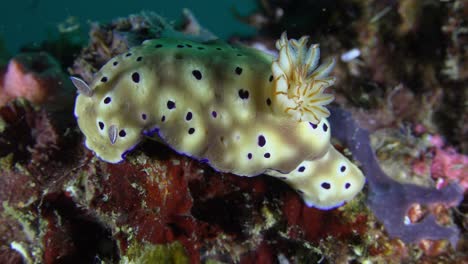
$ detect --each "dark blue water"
[0,0,256,53]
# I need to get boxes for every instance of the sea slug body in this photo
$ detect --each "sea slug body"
[72,33,365,209]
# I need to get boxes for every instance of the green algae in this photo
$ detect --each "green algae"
[122,241,189,264]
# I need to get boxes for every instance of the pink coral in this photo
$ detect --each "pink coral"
[0,52,70,107]
[0,59,44,105]
[412,134,468,192]
[431,146,468,192]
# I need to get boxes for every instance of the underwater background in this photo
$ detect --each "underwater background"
[0,0,256,53]
[0,0,466,263]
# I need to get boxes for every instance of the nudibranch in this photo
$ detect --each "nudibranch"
[72,33,365,209]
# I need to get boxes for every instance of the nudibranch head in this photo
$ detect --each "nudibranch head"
[272,32,335,124]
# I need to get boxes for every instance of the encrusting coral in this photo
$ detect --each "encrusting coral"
[328,106,463,247]
[72,32,364,209]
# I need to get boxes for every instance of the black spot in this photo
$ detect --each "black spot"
[235,67,243,75]
[197,47,205,50]
[167,100,176,109]
[238,89,249,100]
[264,153,271,158]
[161,115,166,122]
[132,72,140,83]
[323,123,328,132]
[186,112,193,121]
[185,44,192,48]
[136,56,143,62]
[98,122,104,130]
[192,70,202,80]
[321,182,331,189]
[211,111,217,118]
[119,130,126,137]
[258,135,266,147]
[175,54,183,60]
[266,98,271,106]
[236,54,242,57]
[101,76,108,82]
[340,165,346,172]
[310,122,318,129]
[112,61,119,66]
[177,44,184,48]
[103,97,111,104]
[188,128,195,134]
[125,53,132,57]
[155,44,163,48]
[298,166,305,172]
[269,75,273,82]
[141,113,147,120]
[216,47,222,50]
[345,183,351,189]
[247,153,252,159]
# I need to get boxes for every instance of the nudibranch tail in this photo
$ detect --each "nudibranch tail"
[272,32,335,124]
[266,146,365,210]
